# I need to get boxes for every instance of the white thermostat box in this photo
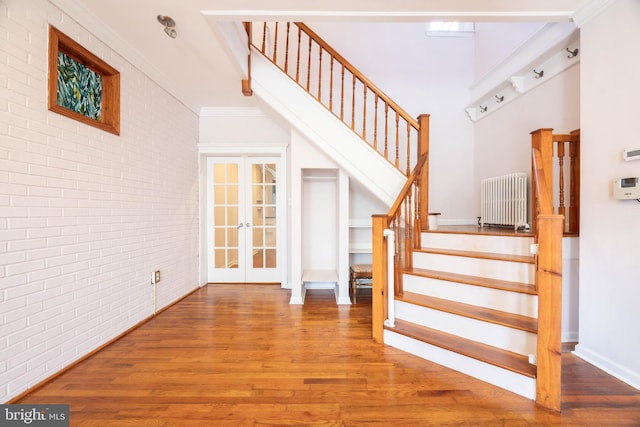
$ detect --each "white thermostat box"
[613,177,640,199]
[623,148,640,161]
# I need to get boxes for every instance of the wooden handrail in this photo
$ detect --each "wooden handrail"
[372,153,428,342]
[388,155,427,219]
[248,22,425,176]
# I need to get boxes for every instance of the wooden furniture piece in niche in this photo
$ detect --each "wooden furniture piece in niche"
[350,264,372,304]
[48,25,120,135]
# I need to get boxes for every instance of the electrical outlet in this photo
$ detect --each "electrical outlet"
[151,270,161,285]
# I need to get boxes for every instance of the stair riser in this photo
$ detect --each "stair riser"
[422,232,534,256]
[395,300,537,356]
[403,274,538,318]
[413,252,535,284]
[384,330,536,400]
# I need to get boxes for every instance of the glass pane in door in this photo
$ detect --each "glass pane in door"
[212,163,239,269]
[250,162,277,269]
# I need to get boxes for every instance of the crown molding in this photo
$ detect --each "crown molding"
[202,9,577,22]
[571,0,617,27]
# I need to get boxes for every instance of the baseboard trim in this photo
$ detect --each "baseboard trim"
[573,344,640,391]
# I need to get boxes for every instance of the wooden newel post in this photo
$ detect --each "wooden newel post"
[530,128,554,233]
[418,114,430,229]
[569,129,581,234]
[242,22,253,96]
[371,215,389,343]
[535,214,563,412]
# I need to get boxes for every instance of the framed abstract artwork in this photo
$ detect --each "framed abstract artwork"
[48,25,120,135]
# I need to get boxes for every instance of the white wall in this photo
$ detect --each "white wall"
[310,22,476,223]
[302,173,338,272]
[473,64,580,215]
[575,0,640,389]
[0,0,199,401]
[474,23,546,79]
[199,108,289,144]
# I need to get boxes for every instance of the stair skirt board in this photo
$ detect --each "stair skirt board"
[395,300,537,355]
[402,274,538,318]
[384,329,537,400]
[421,233,534,256]
[413,252,535,284]
[251,52,405,207]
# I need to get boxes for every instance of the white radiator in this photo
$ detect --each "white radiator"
[480,173,528,230]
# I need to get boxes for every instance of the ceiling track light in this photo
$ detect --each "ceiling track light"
[157,15,177,39]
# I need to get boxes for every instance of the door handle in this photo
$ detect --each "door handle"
[246,222,252,228]
[237,223,244,229]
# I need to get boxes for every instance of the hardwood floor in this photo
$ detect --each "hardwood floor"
[17,284,640,426]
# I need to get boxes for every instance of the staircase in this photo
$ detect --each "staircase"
[214,20,565,411]
[383,229,538,399]
[213,21,415,207]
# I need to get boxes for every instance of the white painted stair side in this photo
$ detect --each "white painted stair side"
[250,51,405,207]
[402,274,538,318]
[394,300,537,355]
[412,251,535,284]
[422,232,534,256]
[384,330,536,400]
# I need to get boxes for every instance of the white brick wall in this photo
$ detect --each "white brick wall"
[0,0,199,401]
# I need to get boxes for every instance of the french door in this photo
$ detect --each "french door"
[206,156,281,283]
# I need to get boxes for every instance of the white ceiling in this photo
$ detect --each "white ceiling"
[55,0,595,114]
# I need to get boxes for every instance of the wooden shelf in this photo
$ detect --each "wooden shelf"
[349,218,372,228]
[349,242,372,253]
[349,218,372,254]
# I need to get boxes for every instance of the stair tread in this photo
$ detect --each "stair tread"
[387,319,537,378]
[404,267,537,295]
[416,247,535,264]
[398,291,538,333]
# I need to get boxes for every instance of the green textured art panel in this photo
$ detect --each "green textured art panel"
[57,51,102,120]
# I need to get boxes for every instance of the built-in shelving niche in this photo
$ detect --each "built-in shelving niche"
[300,169,350,304]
